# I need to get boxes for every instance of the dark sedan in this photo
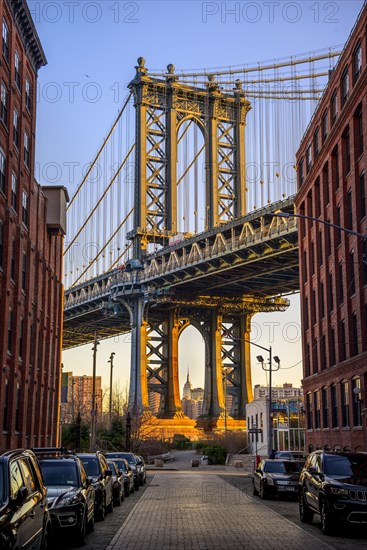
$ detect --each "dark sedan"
[77,452,113,521]
[106,460,125,506]
[107,457,135,496]
[105,453,140,491]
[252,459,301,499]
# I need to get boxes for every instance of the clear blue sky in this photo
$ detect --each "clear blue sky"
[29,0,365,393]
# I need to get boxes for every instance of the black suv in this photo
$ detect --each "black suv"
[299,450,367,535]
[33,448,95,545]
[0,449,50,550]
[77,452,113,520]
[135,455,147,486]
[105,453,140,490]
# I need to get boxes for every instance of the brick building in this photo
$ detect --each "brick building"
[0,0,68,449]
[60,373,103,424]
[295,4,367,452]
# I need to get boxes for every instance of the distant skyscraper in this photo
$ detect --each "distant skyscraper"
[182,370,192,399]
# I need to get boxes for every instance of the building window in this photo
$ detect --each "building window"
[25,79,32,111]
[313,127,319,158]
[339,262,344,303]
[323,162,329,205]
[1,81,8,126]
[352,42,362,84]
[329,272,333,311]
[331,90,338,125]
[305,343,310,377]
[305,297,309,330]
[350,251,355,295]
[364,241,367,286]
[321,110,328,143]
[10,239,15,281]
[298,158,304,187]
[331,384,338,428]
[341,67,349,107]
[347,189,353,229]
[306,143,312,174]
[311,241,315,275]
[320,334,326,371]
[303,250,307,282]
[11,173,17,211]
[326,220,331,257]
[352,313,358,356]
[322,387,329,428]
[0,148,6,193]
[24,132,30,168]
[3,379,9,431]
[14,52,20,89]
[361,172,366,219]
[352,378,362,427]
[13,109,19,149]
[318,230,323,266]
[7,309,13,353]
[330,328,336,366]
[311,289,316,325]
[320,281,325,318]
[332,146,339,189]
[2,18,9,63]
[22,252,26,291]
[340,320,346,362]
[314,391,321,429]
[355,105,364,157]
[306,392,313,429]
[336,206,341,245]
[19,318,24,359]
[22,191,28,226]
[341,380,350,427]
[343,128,351,176]
[0,220,3,270]
[15,383,20,432]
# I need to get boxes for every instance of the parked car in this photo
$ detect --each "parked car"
[299,450,367,535]
[252,458,301,499]
[105,453,140,491]
[106,460,125,506]
[107,457,134,496]
[134,455,147,485]
[77,452,113,521]
[33,447,95,545]
[0,449,50,550]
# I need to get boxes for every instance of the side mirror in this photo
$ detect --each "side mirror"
[136,460,143,466]
[308,466,320,476]
[86,477,92,486]
[14,486,28,506]
[105,469,112,477]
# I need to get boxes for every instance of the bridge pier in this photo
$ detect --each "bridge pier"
[128,297,149,412]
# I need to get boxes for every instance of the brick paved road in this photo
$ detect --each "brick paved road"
[106,473,334,550]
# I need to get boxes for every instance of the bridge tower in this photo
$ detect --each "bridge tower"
[125,58,256,429]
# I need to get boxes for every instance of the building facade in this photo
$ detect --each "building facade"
[60,373,103,424]
[295,4,367,452]
[0,0,67,449]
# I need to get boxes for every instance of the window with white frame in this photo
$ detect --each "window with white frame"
[2,18,9,62]
[13,109,19,148]
[14,51,20,89]
[24,131,30,168]
[0,148,6,193]
[1,81,8,125]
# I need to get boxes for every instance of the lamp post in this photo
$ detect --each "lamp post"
[108,352,115,427]
[125,412,131,451]
[90,333,100,452]
[270,211,367,240]
[255,348,280,457]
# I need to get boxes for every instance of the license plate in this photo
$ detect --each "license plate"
[285,486,295,491]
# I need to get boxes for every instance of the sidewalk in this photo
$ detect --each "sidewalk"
[106,473,334,550]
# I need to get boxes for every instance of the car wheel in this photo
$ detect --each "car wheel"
[259,481,268,500]
[320,499,335,535]
[252,481,259,496]
[143,477,146,485]
[299,492,313,524]
[76,512,87,546]
[125,484,130,496]
[40,522,49,550]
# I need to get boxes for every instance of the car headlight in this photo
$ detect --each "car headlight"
[266,477,275,486]
[330,487,349,496]
[58,492,82,506]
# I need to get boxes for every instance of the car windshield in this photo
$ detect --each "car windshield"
[113,460,127,472]
[40,461,78,487]
[107,461,117,474]
[264,461,300,474]
[324,454,367,477]
[79,458,100,477]
[108,453,135,465]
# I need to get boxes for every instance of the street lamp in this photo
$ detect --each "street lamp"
[108,352,116,427]
[256,349,280,457]
[90,333,100,452]
[270,211,367,240]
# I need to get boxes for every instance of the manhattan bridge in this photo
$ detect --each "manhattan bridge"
[62,47,340,433]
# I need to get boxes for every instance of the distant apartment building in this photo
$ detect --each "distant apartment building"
[148,389,161,415]
[253,383,302,400]
[60,373,103,423]
[0,0,68,449]
[296,4,367,453]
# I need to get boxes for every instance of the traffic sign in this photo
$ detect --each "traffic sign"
[248,428,262,434]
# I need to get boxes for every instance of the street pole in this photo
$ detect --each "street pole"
[90,333,99,452]
[108,352,115,427]
[268,346,273,456]
[224,373,227,434]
